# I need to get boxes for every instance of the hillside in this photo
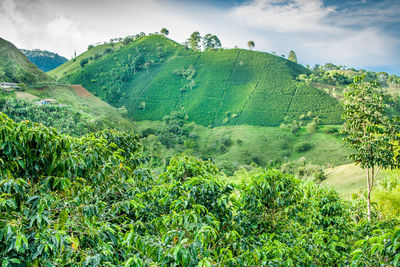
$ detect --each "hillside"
[0,83,136,135]
[25,83,135,131]
[51,35,343,127]
[0,37,51,84]
[20,49,68,72]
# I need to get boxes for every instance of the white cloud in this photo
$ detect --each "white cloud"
[225,0,400,73]
[0,0,399,74]
[227,0,337,33]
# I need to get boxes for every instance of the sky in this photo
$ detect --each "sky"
[1,0,399,74]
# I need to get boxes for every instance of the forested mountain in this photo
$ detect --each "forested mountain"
[0,38,51,84]
[50,35,343,127]
[20,49,68,72]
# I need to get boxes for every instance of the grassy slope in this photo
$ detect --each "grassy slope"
[321,163,390,196]
[50,35,343,127]
[135,120,350,167]
[25,84,135,131]
[0,37,51,83]
[49,42,125,80]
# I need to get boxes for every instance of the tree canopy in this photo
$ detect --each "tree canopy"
[247,40,255,50]
[288,50,297,63]
[0,112,399,266]
[160,27,169,37]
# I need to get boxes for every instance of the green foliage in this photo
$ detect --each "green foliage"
[52,35,343,127]
[187,31,202,51]
[80,58,89,68]
[0,116,397,265]
[0,95,91,135]
[0,38,51,84]
[247,40,255,49]
[373,171,400,219]
[342,75,400,219]
[281,157,326,181]
[202,33,221,51]
[160,27,169,37]
[351,225,400,266]
[288,50,297,63]
[294,142,313,152]
[0,113,144,265]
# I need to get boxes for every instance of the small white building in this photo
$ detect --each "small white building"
[0,82,19,89]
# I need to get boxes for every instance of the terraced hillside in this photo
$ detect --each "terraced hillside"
[51,35,342,126]
[0,38,51,84]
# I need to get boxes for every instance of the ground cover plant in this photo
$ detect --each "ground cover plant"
[0,113,399,266]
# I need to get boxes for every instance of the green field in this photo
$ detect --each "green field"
[50,35,343,127]
[135,120,351,168]
[322,163,390,196]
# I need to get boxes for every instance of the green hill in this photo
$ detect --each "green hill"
[50,35,343,127]
[20,49,68,72]
[0,37,51,84]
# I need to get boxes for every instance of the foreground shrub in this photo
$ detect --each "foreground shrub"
[0,113,398,266]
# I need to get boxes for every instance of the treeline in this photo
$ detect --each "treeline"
[299,62,400,87]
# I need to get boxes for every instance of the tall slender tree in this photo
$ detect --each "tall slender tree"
[187,31,202,51]
[342,75,400,220]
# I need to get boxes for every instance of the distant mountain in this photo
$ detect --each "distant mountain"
[20,49,68,72]
[50,35,343,127]
[0,37,51,84]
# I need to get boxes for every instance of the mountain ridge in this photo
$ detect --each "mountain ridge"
[20,49,68,72]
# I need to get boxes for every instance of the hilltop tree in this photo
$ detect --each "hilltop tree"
[187,31,202,51]
[247,40,255,50]
[202,33,221,51]
[342,75,400,221]
[288,50,298,63]
[160,27,169,37]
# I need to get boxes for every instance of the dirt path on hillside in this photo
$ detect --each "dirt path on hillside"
[71,84,91,98]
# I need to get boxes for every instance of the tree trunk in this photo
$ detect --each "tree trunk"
[366,167,371,221]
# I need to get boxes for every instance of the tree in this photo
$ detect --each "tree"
[288,50,298,63]
[187,31,201,51]
[342,75,400,220]
[247,40,255,50]
[202,33,221,51]
[160,28,169,37]
[80,58,89,68]
[123,36,133,45]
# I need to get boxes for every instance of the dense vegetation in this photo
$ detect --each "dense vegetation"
[20,49,68,72]
[0,38,51,84]
[0,91,99,136]
[50,34,343,127]
[0,113,399,266]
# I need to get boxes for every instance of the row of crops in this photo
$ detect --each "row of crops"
[63,35,343,126]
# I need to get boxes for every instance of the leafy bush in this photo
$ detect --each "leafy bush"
[80,58,89,67]
[294,142,313,152]
[1,113,397,266]
[324,126,339,134]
